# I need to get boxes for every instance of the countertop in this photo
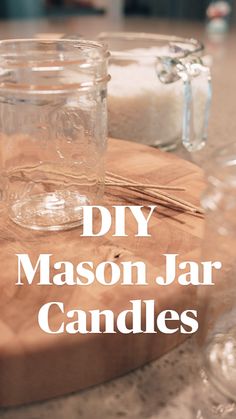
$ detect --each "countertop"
[0,340,196,419]
[0,14,235,419]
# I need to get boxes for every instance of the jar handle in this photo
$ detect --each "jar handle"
[180,60,212,152]
[156,57,212,152]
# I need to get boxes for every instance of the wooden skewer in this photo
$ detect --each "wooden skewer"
[127,184,202,214]
[107,171,202,212]
[8,166,185,192]
[105,181,186,191]
[106,188,204,218]
[107,171,185,192]
[106,171,204,215]
[6,166,204,216]
[106,173,186,193]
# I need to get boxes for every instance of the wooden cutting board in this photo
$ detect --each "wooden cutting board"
[0,138,205,407]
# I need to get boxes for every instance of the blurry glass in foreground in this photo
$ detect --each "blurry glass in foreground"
[194,143,236,418]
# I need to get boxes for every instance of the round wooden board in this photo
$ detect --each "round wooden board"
[0,138,205,407]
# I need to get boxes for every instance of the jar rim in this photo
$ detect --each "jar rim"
[0,38,110,93]
[0,38,109,63]
[98,31,204,59]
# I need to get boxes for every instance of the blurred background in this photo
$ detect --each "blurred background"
[0,0,234,21]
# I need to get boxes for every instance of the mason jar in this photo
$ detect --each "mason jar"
[0,38,109,231]
[98,32,211,152]
[195,143,236,418]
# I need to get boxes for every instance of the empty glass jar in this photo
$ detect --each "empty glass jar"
[0,39,109,231]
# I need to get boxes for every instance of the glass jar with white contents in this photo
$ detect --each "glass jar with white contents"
[98,32,211,152]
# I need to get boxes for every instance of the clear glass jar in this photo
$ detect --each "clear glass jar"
[195,143,236,418]
[98,32,212,152]
[0,39,109,231]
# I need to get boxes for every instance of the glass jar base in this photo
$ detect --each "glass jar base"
[9,191,89,232]
[153,142,178,152]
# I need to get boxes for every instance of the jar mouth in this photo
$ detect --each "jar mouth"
[98,31,204,59]
[0,38,110,93]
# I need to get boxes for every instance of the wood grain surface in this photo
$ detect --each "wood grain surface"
[0,138,205,407]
